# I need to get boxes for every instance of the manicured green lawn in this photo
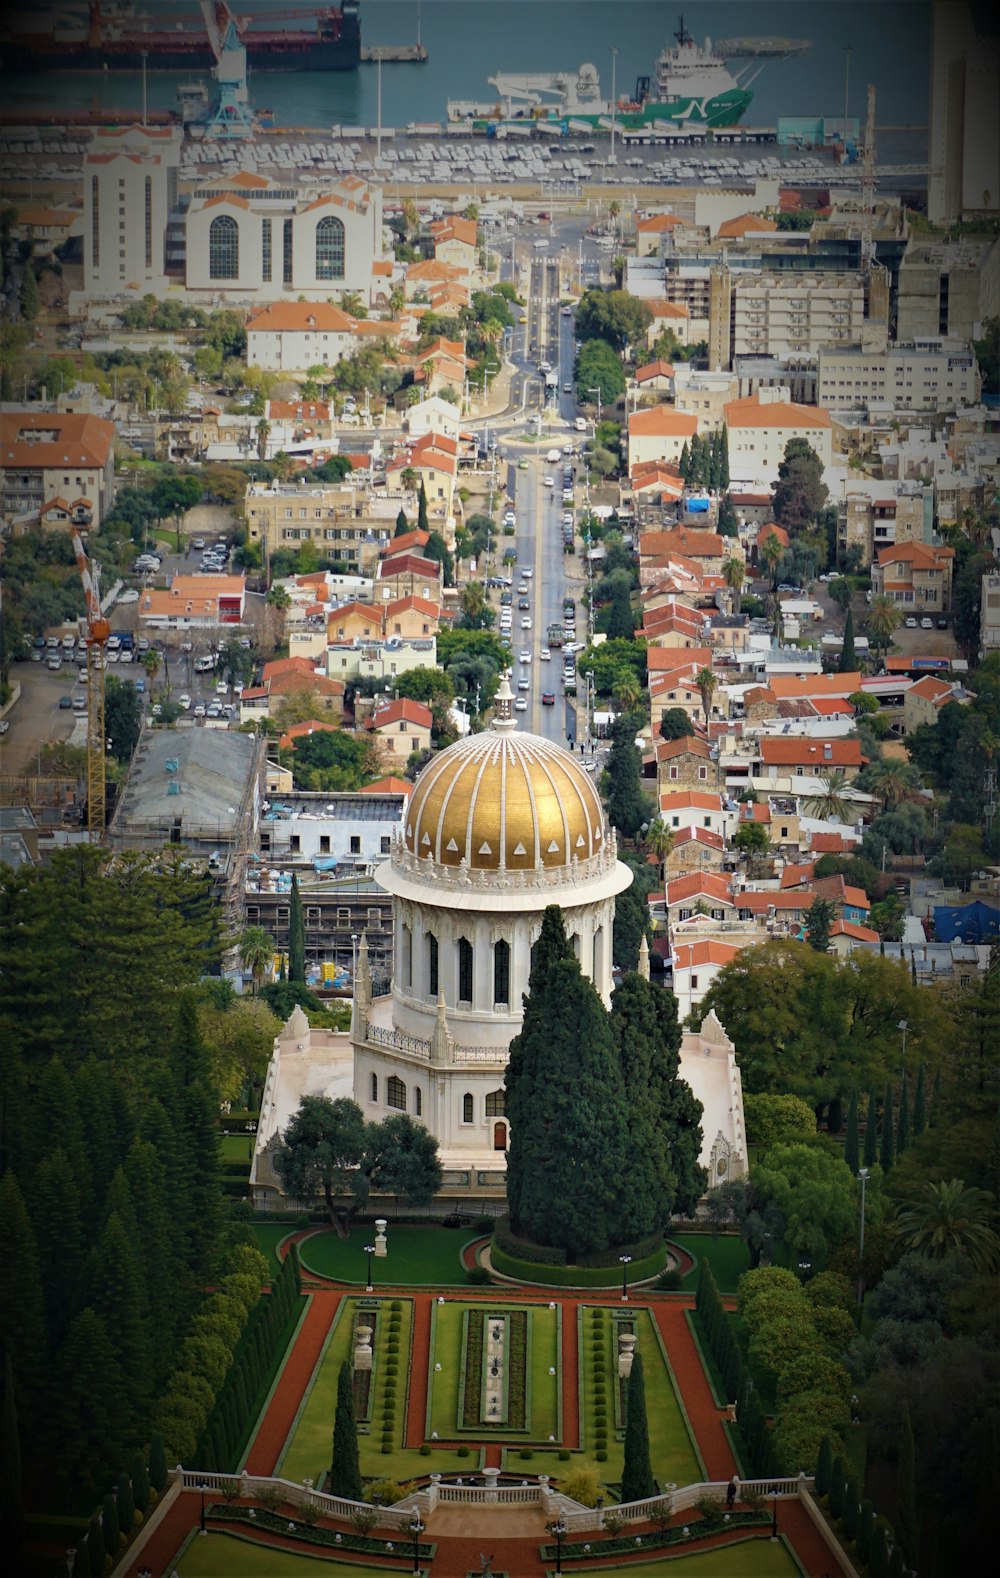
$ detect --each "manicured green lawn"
[221,1132,256,1165]
[581,1540,800,1576]
[578,1308,701,1489]
[252,1224,293,1280]
[671,1234,751,1296]
[176,1531,387,1576]
[299,1226,472,1285]
[277,1296,472,1486]
[426,1302,559,1441]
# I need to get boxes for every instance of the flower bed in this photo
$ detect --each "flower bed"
[539,1512,771,1561]
[207,1502,435,1558]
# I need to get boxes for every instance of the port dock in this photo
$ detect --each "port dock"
[361,45,428,64]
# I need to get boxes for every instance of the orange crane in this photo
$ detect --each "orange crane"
[71,530,110,838]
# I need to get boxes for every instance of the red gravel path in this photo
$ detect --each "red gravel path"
[406,1293,433,1447]
[650,1301,737,1482]
[244,1292,342,1475]
[560,1298,581,1449]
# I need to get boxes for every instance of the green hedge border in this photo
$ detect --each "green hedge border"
[273,1295,348,1478]
[491,1239,666,1288]
[647,1306,707,1483]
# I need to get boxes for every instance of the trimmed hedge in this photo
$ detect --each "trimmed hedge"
[492,1237,666,1288]
[493,1215,664,1270]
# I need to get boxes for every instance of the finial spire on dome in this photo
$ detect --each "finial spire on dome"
[491,670,517,733]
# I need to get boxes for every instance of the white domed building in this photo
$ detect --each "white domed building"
[351,678,634,1171]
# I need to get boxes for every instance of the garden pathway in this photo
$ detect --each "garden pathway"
[406,1292,433,1449]
[244,1291,342,1476]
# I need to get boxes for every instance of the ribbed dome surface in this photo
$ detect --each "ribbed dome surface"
[403,730,607,871]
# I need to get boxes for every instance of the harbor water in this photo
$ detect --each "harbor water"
[1,1,932,137]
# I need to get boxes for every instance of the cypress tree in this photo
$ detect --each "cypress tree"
[620,1352,655,1503]
[0,1355,25,1559]
[841,1480,860,1541]
[417,479,429,533]
[912,1063,927,1137]
[394,507,409,536]
[288,873,306,984]
[0,1171,48,1416]
[101,1492,120,1557]
[863,1088,879,1168]
[719,423,730,489]
[856,1500,876,1564]
[839,605,856,672]
[603,711,648,840]
[129,1452,150,1515]
[18,265,39,321]
[116,1471,135,1536]
[505,910,632,1257]
[888,1545,907,1578]
[868,1522,890,1578]
[330,1360,362,1500]
[844,1090,860,1176]
[211,1414,229,1472]
[828,1455,846,1519]
[929,1068,942,1126]
[815,1434,833,1497]
[71,1544,88,1578]
[895,1404,918,1564]
[149,1430,168,1494]
[86,1515,105,1578]
[880,1081,895,1172]
[896,1070,911,1156]
[679,440,690,483]
[828,1093,844,1135]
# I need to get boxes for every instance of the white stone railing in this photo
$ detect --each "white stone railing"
[451,1045,509,1064]
[364,1021,432,1059]
[390,835,620,893]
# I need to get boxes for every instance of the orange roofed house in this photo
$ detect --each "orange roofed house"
[871,542,955,614]
[138,574,246,631]
[0,411,116,528]
[365,697,433,762]
[627,407,698,470]
[724,388,833,489]
[246,300,402,373]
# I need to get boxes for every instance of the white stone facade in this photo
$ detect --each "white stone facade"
[82,125,181,298]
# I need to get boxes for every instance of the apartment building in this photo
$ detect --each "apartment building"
[244,480,397,569]
[81,124,182,298]
[723,388,833,490]
[0,410,116,527]
[839,481,933,568]
[710,267,870,371]
[896,235,1000,341]
[871,541,956,613]
[817,339,980,413]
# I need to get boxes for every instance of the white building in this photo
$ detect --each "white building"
[185,171,383,302]
[82,124,182,298]
[817,339,980,413]
[677,1010,748,1189]
[723,387,833,490]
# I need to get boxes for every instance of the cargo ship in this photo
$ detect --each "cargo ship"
[0,0,362,73]
[449,16,808,134]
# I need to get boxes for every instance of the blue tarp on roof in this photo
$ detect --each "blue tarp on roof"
[933,900,1000,943]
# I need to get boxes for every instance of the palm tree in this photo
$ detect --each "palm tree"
[239,925,275,997]
[388,285,406,318]
[722,556,745,615]
[867,594,902,660]
[255,418,271,463]
[867,759,915,811]
[759,531,784,588]
[614,673,642,713]
[338,290,367,319]
[695,666,717,725]
[644,818,675,873]
[806,770,852,823]
[400,467,418,495]
[894,1180,1000,1273]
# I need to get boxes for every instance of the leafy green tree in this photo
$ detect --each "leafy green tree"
[752,1144,857,1267]
[953,552,991,662]
[505,907,632,1257]
[104,675,143,763]
[772,438,829,534]
[742,1093,816,1150]
[658,707,695,740]
[366,1114,442,1206]
[330,1360,362,1499]
[605,581,635,640]
[575,338,626,407]
[18,266,39,321]
[574,289,653,355]
[424,528,454,587]
[805,896,837,953]
[844,1090,860,1175]
[288,872,306,984]
[880,1082,895,1173]
[288,728,379,792]
[895,1403,918,1564]
[275,1099,366,1237]
[620,1352,655,1502]
[603,710,648,839]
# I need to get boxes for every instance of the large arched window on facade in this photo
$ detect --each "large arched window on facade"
[457,937,474,1004]
[493,938,510,1007]
[209,215,239,280]
[485,1090,505,1117]
[370,1072,378,1103]
[387,1075,406,1111]
[427,932,439,998]
[315,215,345,281]
[462,1092,474,1124]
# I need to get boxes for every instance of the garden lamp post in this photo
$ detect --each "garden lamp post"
[856,1167,869,1309]
[898,1018,908,1065]
[364,1243,376,1293]
[548,1518,567,1574]
[619,1253,632,1301]
[199,1481,210,1534]
[797,1258,811,1282]
[771,1496,778,1541]
[409,1515,425,1574]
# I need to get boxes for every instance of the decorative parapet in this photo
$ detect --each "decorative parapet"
[361,1017,509,1067]
[389,827,621,892]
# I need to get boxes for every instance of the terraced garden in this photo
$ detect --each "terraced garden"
[426,1300,561,1443]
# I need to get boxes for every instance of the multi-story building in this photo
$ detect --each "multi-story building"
[839,481,934,568]
[0,411,115,528]
[245,300,403,372]
[81,124,182,298]
[712,269,870,371]
[244,480,398,569]
[817,339,980,413]
[627,407,698,470]
[733,355,817,406]
[723,388,833,490]
[981,573,1000,659]
[871,541,956,613]
[896,235,1000,341]
[327,636,438,687]
[185,171,383,301]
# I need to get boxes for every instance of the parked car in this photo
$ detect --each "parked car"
[920,617,934,629]
[59,695,73,709]
[905,617,918,628]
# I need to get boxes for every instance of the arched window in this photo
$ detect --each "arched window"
[144,175,153,269]
[91,176,99,269]
[414,1087,422,1117]
[462,1092,474,1124]
[387,1075,406,1111]
[209,215,239,280]
[427,932,439,998]
[315,215,345,281]
[485,1090,505,1117]
[402,923,412,989]
[283,217,293,285]
[493,938,510,1007]
[457,936,473,1004]
[370,1072,378,1103]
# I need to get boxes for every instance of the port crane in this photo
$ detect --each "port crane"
[198,0,255,137]
[71,530,110,840]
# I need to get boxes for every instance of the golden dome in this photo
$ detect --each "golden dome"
[403,728,607,873]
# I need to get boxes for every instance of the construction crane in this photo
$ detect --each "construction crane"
[860,82,877,275]
[71,530,110,839]
[198,0,255,138]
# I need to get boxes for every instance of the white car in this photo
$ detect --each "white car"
[517,676,530,691]
[545,448,561,462]
[178,694,191,710]
[575,417,587,432]
[561,305,573,316]
[920,617,934,630]
[193,703,206,718]
[540,647,551,661]
[521,616,532,629]
[514,695,528,710]
[543,476,555,488]
[519,648,532,663]
[215,679,229,695]
[905,617,918,628]
[117,589,139,604]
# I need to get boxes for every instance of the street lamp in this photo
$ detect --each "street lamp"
[898,1018,909,1064]
[548,1517,567,1574]
[364,1242,376,1293]
[619,1253,632,1301]
[587,386,602,426]
[199,1481,210,1535]
[409,1515,425,1575]
[856,1167,869,1309]
[797,1258,812,1282]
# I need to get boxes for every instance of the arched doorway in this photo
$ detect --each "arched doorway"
[493,1121,507,1152]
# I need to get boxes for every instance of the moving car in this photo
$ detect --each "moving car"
[59,695,73,709]
[514,695,528,710]
[542,690,555,705]
[540,647,551,661]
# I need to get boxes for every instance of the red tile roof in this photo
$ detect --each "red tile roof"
[758,738,863,767]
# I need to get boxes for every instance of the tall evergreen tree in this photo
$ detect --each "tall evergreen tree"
[815,1434,833,1497]
[0,1355,24,1559]
[896,1070,911,1156]
[101,1492,120,1557]
[30,1148,84,1350]
[719,423,730,489]
[288,873,306,984]
[844,1090,860,1175]
[604,710,648,840]
[912,1063,927,1137]
[79,1212,150,1421]
[0,1172,47,1416]
[505,908,632,1256]
[18,266,39,322]
[839,606,857,672]
[115,1471,135,1537]
[679,439,690,483]
[863,1088,879,1168]
[895,1403,918,1565]
[125,1136,183,1377]
[51,1310,127,1500]
[86,1515,104,1578]
[880,1081,895,1172]
[417,479,429,533]
[148,1430,168,1495]
[329,1360,362,1500]
[620,1352,655,1503]
[394,507,409,536]
[170,999,222,1280]
[129,1452,150,1515]
[856,1500,876,1565]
